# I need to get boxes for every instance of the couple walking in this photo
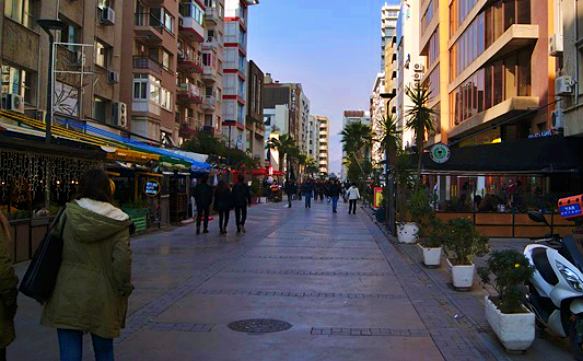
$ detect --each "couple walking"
[299,179,346,213]
[193,175,251,234]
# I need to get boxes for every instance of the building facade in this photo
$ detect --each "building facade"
[314,115,329,175]
[222,0,259,150]
[263,104,289,171]
[370,73,386,164]
[262,76,303,141]
[306,115,319,159]
[299,92,311,154]
[1,0,125,133]
[381,3,400,71]
[245,59,264,165]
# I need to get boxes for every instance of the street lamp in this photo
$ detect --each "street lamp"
[380,90,397,236]
[37,19,66,144]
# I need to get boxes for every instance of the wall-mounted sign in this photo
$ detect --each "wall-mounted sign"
[373,187,384,209]
[430,143,451,164]
[145,180,160,197]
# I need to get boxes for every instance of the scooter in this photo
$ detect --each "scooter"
[525,195,583,360]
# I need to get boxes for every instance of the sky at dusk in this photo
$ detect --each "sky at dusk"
[248,0,400,175]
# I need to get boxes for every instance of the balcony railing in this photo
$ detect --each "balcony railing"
[203,95,216,108]
[177,52,203,74]
[133,56,162,74]
[204,8,220,24]
[177,83,203,104]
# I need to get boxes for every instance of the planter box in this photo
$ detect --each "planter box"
[397,222,419,244]
[447,258,475,290]
[485,296,535,351]
[418,244,442,267]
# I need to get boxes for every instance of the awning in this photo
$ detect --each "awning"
[422,136,583,175]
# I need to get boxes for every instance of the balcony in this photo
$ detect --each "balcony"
[176,83,203,104]
[202,37,220,51]
[141,0,164,6]
[201,96,216,111]
[201,125,215,136]
[179,123,197,139]
[134,13,164,45]
[133,56,162,75]
[204,8,220,24]
[177,52,203,74]
[179,3,205,42]
[202,66,219,83]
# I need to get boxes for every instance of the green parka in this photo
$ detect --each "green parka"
[0,214,18,348]
[41,200,133,339]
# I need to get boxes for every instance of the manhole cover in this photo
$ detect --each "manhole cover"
[228,319,293,334]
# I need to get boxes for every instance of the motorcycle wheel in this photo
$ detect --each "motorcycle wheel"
[569,314,583,361]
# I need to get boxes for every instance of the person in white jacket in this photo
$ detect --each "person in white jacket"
[346,183,360,215]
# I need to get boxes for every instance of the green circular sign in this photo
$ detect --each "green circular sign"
[430,143,451,164]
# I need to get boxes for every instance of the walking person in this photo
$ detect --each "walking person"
[284,179,296,208]
[193,174,213,235]
[347,183,361,215]
[0,211,17,361]
[214,181,233,234]
[302,179,314,208]
[232,175,251,233]
[328,179,341,214]
[41,169,133,361]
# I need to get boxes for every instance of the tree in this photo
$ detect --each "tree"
[405,83,436,184]
[265,134,297,175]
[375,115,401,167]
[305,156,318,177]
[340,121,372,182]
[182,131,258,171]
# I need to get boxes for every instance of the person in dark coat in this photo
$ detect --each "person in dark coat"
[328,179,342,213]
[302,179,315,208]
[193,174,213,235]
[232,175,251,233]
[214,181,233,234]
[284,180,297,208]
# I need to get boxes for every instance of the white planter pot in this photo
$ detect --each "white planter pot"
[447,259,475,289]
[485,296,535,351]
[397,222,419,244]
[418,244,442,267]
[259,197,267,204]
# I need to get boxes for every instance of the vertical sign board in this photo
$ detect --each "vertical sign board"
[373,187,383,209]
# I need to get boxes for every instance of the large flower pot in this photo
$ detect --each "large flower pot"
[418,244,442,267]
[447,259,475,290]
[397,222,419,244]
[485,296,535,351]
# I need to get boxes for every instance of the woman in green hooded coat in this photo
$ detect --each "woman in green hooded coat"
[0,210,18,361]
[41,169,133,361]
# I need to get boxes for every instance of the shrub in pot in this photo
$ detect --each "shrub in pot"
[418,218,447,268]
[397,188,431,244]
[443,218,489,290]
[478,250,535,351]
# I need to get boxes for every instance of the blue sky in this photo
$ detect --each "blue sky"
[248,0,399,175]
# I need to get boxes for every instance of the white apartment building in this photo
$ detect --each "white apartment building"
[306,115,319,159]
[381,3,400,71]
[263,104,289,170]
[300,93,311,154]
[222,0,259,149]
[370,73,386,164]
[315,115,329,175]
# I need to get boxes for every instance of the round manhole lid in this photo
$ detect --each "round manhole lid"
[227,319,293,334]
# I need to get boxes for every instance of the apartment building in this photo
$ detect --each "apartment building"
[263,104,289,171]
[381,3,400,71]
[1,0,125,132]
[263,75,304,141]
[222,0,259,150]
[420,0,554,147]
[370,73,386,164]
[314,115,329,175]
[299,92,311,154]
[245,59,264,165]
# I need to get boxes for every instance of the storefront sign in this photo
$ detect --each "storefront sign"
[373,187,383,209]
[145,180,160,197]
[430,143,451,164]
[528,129,554,139]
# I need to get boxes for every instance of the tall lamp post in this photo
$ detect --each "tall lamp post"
[37,19,66,144]
[380,90,397,236]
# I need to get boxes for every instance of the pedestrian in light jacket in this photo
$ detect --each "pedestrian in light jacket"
[347,183,361,215]
[214,181,233,234]
[0,210,17,361]
[193,174,213,234]
[232,175,251,233]
[42,169,133,361]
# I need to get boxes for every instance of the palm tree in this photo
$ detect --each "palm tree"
[296,153,308,180]
[340,121,372,180]
[375,115,401,167]
[305,156,318,177]
[265,134,297,175]
[405,83,436,183]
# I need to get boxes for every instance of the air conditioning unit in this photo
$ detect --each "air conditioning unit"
[2,94,24,113]
[550,34,564,56]
[112,102,128,128]
[413,72,423,81]
[413,63,425,72]
[107,70,119,84]
[100,7,115,25]
[556,75,574,95]
[552,110,564,129]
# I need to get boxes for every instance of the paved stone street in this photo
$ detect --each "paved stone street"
[9,200,573,360]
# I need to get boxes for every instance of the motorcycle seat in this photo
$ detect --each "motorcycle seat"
[532,247,559,285]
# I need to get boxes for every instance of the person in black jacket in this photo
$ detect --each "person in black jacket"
[328,179,341,213]
[214,180,233,235]
[232,175,251,233]
[284,180,296,208]
[193,174,213,235]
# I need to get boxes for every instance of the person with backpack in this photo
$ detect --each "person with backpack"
[232,175,251,233]
[193,174,213,235]
[347,183,361,215]
[214,181,233,234]
[0,211,17,361]
[41,168,133,361]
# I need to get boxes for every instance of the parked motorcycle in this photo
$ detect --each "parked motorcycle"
[525,195,583,360]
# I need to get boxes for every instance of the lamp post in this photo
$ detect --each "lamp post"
[380,90,396,236]
[37,19,66,144]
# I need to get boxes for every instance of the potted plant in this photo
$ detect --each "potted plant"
[250,178,261,204]
[443,218,489,290]
[418,218,447,267]
[478,250,535,351]
[398,188,431,244]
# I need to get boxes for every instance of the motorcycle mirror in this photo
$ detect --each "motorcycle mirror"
[528,211,549,225]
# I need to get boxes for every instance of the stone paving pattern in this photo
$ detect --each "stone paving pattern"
[9,200,573,360]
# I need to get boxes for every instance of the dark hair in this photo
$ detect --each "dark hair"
[238,174,244,183]
[77,168,113,203]
[200,174,209,183]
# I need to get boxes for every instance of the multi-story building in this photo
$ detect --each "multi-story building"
[381,3,400,71]
[306,115,319,159]
[222,0,259,150]
[299,92,311,154]
[263,104,289,171]
[245,59,264,165]
[263,75,304,141]
[370,73,386,164]
[314,115,329,175]
[420,0,553,147]
[1,0,125,132]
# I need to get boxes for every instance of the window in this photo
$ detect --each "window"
[93,97,108,122]
[160,87,172,110]
[149,76,161,104]
[179,2,204,25]
[1,64,33,103]
[202,53,212,67]
[162,50,171,71]
[133,74,148,100]
[94,40,111,68]
[97,0,112,10]
[60,19,81,51]
[150,8,173,33]
[4,0,31,27]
